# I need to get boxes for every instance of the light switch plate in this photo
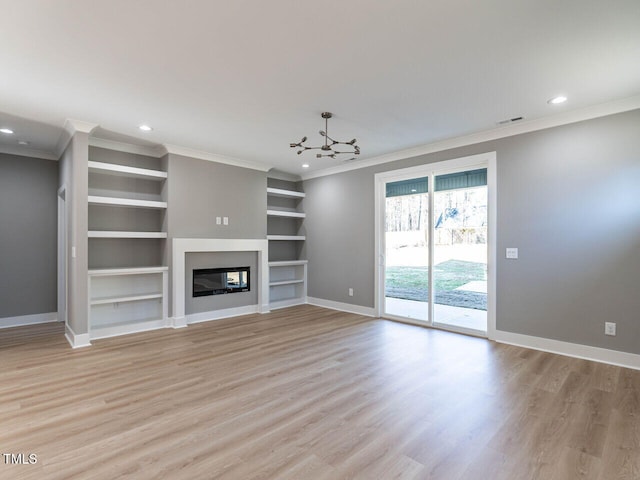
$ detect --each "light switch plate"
[223,217,229,225]
[506,247,518,259]
[216,216,221,225]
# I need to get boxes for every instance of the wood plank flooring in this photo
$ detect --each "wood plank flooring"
[1,305,639,479]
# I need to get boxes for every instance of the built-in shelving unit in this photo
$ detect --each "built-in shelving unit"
[267,182,307,309]
[87,147,168,339]
[268,260,307,309]
[88,266,168,339]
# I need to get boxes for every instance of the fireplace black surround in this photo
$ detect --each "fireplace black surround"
[193,266,250,297]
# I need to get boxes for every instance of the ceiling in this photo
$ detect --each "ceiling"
[1,0,639,177]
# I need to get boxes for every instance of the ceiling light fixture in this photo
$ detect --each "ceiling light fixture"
[302,163,310,168]
[548,95,567,105]
[290,112,360,160]
[138,124,153,132]
[0,128,14,134]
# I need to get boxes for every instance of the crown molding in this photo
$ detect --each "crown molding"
[64,118,99,135]
[0,144,58,161]
[301,94,640,181]
[163,144,272,172]
[55,118,99,159]
[89,137,167,158]
[266,169,302,182]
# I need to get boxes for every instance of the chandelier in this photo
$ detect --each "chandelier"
[290,112,360,160]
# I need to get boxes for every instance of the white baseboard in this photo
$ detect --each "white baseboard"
[0,312,58,329]
[494,330,640,371]
[269,297,306,310]
[186,305,259,324]
[306,297,376,317]
[65,323,91,349]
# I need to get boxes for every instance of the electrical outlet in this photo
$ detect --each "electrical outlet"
[216,217,221,225]
[348,288,354,297]
[223,216,229,225]
[605,322,616,336]
[506,247,518,259]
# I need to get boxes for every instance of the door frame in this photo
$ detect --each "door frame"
[374,151,497,340]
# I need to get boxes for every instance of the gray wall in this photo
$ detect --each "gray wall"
[302,109,640,355]
[167,154,266,239]
[166,154,267,317]
[0,153,58,320]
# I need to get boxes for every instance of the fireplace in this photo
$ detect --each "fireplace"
[193,266,250,297]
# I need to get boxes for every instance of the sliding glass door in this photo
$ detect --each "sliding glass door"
[432,170,487,332]
[378,156,492,336]
[383,177,429,321]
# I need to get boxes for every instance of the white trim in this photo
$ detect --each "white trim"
[164,144,271,172]
[90,319,167,341]
[0,144,58,161]
[65,323,91,348]
[494,330,640,371]
[269,297,307,310]
[186,305,259,324]
[56,118,99,158]
[302,95,640,180]
[0,312,58,329]
[172,238,270,324]
[89,137,166,158]
[64,118,99,135]
[267,170,302,182]
[307,297,376,317]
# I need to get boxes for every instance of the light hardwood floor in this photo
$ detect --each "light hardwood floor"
[1,305,639,479]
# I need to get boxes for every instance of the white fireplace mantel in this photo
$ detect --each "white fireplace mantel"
[171,238,270,327]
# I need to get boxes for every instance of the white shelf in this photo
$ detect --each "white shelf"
[269,260,308,267]
[267,209,306,218]
[267,187,306,199]
[90,292,163,305]
[88,195,167,209]
[88,161,167,180]
[267,235,306,241]
[88,231,167,239]
[269,279,305,287]
[89,266,169,276]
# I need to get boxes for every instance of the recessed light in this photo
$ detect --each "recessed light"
[302,163,310,168]
[548,95,567,105]
[18,140,30,146]
[138,124,153,132]
[0,128,14,134]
